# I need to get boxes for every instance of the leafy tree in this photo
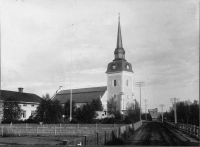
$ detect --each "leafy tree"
[165,100,199,126]
[107,97,118,116]
[75,103,97,123]
[35,94,63,123]
[124,100,140,123]
[91,98,103,111]
[3,97,22,122]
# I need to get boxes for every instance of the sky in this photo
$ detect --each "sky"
[1,0,199,112]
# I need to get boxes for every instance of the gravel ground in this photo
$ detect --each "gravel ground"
[126,121,199,146]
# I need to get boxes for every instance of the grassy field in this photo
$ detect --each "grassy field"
[0,136,81,145]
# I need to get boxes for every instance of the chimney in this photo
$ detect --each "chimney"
[18,87,24,93]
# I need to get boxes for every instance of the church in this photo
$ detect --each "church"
[52,16,134,118]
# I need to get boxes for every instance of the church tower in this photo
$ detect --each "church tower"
[106,16,134,114]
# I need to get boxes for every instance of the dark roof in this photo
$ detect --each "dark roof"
[0,90,43,103]
[53,86,107,104]
[106,59,133,73]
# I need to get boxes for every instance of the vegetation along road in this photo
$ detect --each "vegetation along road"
[126,121,198,146]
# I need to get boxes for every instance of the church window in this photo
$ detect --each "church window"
[113,79,117,86]
[126,80,128,86]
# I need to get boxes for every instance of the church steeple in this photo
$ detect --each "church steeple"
[116,14,123,48]
[114,14,125,61]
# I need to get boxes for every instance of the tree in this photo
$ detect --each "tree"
[35,94,63,123]
[91,98,103,111]
[75,103,97,123]
[3,97,22,122]
[124,100,141,123]
[107,97,118,116]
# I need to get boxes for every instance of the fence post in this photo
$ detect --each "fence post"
[36,127,38,136]
[78,124,79,129]
[96,132,99,146]
[26,123,27,132]
[96,123,97,131]
[84,135,87,146]
[104,131,106,145]
[1,127,3,136]
[54,126,56,135]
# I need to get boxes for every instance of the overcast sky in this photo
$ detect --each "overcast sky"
[2,0,199,112]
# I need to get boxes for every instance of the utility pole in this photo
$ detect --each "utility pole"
[144,99,147,121]
[136,82,145,123]
[160,104,164,122]
[170,98,179,124]
[69,24,74,122]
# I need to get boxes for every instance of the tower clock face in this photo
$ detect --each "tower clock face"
[112,64,116,69]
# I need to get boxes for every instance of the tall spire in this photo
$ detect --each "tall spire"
[116,13,123,49]
[114,13,125,61]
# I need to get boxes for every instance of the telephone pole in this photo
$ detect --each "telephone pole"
[136,82,145,123]
[170,98,179,124]
[144,99,148,121]
[160,104,164,122]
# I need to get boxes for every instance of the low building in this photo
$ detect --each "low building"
[52,86,108,119]
[148,108,159,121]
[0,88,43,122]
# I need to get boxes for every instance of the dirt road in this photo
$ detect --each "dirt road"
[126,121,196,146]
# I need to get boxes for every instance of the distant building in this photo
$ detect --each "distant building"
[148,108,159,121]
[52,16,134,118]
[0,88,43,122]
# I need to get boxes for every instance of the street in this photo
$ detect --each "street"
[126,121,195,146]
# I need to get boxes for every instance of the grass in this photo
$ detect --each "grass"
[0,136,81,145]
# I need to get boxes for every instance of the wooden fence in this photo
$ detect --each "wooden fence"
[166,122,199,139]
[0,121,143,146]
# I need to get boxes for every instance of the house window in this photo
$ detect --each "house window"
[102,114,104,116]
[127,95,129,99]
[22,111,26,118]
[31,105,34,107]
[23,104,27,106]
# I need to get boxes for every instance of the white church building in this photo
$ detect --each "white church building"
[52,16,134,118]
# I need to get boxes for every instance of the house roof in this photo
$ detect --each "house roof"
[0,90,43,103]
[53,86,107,104]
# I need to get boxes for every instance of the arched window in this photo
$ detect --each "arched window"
[126,80,128,86]
[113,79,117,86]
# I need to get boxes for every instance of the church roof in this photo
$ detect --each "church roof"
[0,90,42,103]
[106,59,133,73]
[52,86,107,104]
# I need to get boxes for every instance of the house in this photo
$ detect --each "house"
[148,108,159,121]
[52,86,108,119]
[0,88,43,122]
